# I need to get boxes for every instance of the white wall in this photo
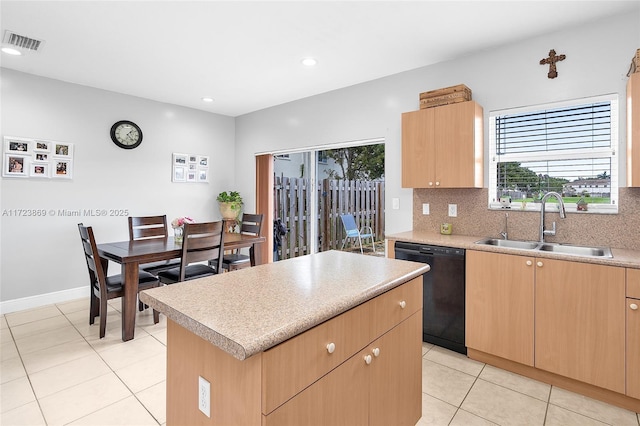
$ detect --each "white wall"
[235,11,639,234]
[0,69,235,310]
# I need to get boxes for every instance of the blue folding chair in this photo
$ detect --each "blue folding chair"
[340,214,376,254]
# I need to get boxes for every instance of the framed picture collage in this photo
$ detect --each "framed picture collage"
[2,136,74,179]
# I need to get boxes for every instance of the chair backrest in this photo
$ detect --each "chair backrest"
[240,213,264,237]
[340,214,359,234]
[180,221,225,280]
[128,215,169,241]
[78,223,108,297]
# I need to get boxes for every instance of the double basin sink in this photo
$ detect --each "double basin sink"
[476,238,613,258]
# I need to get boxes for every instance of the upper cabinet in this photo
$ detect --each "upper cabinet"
[402,101,484,188]
[628,73,640,186]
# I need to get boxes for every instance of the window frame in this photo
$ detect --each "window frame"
[488,94,619,214]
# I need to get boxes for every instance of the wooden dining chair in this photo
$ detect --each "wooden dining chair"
[128,215,181,274]
[222,213,263,271]
[78,223,160,338]
[157,221,225,284]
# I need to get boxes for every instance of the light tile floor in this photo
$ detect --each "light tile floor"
[1,298,639,425]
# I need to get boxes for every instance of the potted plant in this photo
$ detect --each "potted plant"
[217,191,243,220]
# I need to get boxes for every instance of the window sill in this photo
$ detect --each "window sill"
[488,202,618,214]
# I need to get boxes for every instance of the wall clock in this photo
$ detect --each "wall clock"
[110,120,143,149]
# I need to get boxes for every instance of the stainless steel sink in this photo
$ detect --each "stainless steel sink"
[475,238,612,258]
[475,238,541,250]
[537,243,613,258]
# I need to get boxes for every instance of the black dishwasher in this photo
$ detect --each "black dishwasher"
[394,241,466,354]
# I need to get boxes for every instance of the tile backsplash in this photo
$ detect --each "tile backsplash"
[413,188,640,251]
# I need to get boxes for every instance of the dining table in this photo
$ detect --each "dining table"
[97,232,266,341]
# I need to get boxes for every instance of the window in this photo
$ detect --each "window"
[488,95,618,213]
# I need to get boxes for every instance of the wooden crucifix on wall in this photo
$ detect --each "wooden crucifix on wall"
[540,49,566,79]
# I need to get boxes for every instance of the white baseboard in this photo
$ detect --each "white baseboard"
[1,286,88,315]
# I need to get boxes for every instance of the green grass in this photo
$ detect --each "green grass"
[517,197,610,204]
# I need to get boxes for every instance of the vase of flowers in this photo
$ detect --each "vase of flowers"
[171,216,195,243]
[217,191,243,220]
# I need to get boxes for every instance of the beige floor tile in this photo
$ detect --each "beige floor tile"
[424,346,484,377]
[0,338,19,362]
[56,297,90,315]
[21,338,95,374]
[148,326,168,345]
[0,400,46,425]
[549,387,638,425]
[422,358,476,407]
[10,315,72,340]
[29,352,111,399]
[0,376,36,413]
[5,305,62,327]
[1,355,26,384]
[1,327,13,344]
[449,409,498,425]
[545,403,608,425]
[415,392,457,425]
[98,335,166,371]
[39,372,132,425]
[115,352,166,393]
[136,380,166,425]
[422,342,435,356]
[461,379,547,425]
[68,395,159,425]
[479,364,551,402]
[1,315,8,329]
[14,324,83,355]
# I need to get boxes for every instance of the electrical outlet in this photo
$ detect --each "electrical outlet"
[392,198,400,210]
[422,203,430,215]
[448,204,458,217]
[199,376,211,418]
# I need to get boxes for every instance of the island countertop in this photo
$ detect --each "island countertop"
[139,250,429,360]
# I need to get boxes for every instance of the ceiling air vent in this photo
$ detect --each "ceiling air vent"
[2,30,44,52]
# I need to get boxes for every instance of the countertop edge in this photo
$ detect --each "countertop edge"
[386,231,640,268]
[140,262,430,361]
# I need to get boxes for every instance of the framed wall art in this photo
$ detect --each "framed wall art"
[172,152,209,183]
[2,136,74,180]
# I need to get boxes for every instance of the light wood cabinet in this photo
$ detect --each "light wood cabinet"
[627,268,640,399]
[535,259,625,393]
[627,73,640,186]
[166,277,423,425]
[467,250,627,394]
[466,250,535,366]
[402,101,483,188]
[265,312,422,426]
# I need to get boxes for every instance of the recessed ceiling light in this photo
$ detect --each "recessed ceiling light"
[1,47,22,56]
[201,97,214,103]
[301,57,317,67]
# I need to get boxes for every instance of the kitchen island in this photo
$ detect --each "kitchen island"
[140,250,429,425]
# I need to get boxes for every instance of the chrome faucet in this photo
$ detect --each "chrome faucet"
[500,213,509,240]
[539,191,567,242]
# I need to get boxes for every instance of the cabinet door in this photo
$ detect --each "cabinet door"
[627,297,640,399]
[535,259,625,393]
[263,347,369,426]
[401,108,435,188]
[433,101,483,188]
[466,250,535,365]
[369,312,422,426]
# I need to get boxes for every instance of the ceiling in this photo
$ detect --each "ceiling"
[1,1,638,117]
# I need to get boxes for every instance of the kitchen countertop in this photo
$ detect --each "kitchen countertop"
[387,230,640,269]
[139,250,429,360]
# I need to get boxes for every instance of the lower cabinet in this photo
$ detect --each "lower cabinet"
[264,312,422,426]
[467,250,627,394]
[627,269,640,399]
[535,258,625,393]
[466,250,535,366]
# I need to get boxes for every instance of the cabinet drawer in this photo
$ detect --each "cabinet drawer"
[262,300,371,414]
[370,277,423,339]
[628,268,640,299]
